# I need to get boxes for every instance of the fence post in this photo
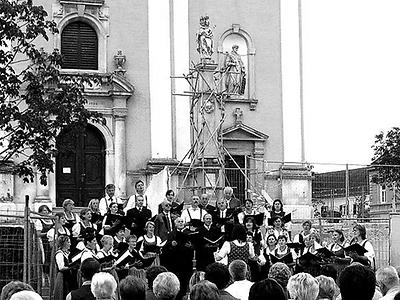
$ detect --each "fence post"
[345,164,349,216]
[392,182,397,213]
[23,195,29,283]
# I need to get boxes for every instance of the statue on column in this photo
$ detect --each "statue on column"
[224,45,246,95]
[196,15,214,61]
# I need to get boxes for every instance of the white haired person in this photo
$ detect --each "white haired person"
[153,272,180,300]
[223,187,241,209]
[376,266,400,300]
[91,272,117,300]
[287,272,319,300]
[62,199,80,233]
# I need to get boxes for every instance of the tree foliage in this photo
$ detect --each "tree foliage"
[371,127,400,185]
[0,0,103,184]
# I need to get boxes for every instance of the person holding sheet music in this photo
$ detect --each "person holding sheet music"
[80,231,98,263]
[213,198,235,240]
[325,229,350,275]
[114,235,143,280]
[349,224,375,269]
[62,199,81,233]
[125,194,152,237]
[137,221,164,267]
[270,234,297,269]
[301,232,322,255]
[158,190,184,217]
[102,202,124,236]
[259,234,278,278]
[237,199,257,224]
[293,220,316,245]
[197,214,223,271]
[269,216,290,242]
[47,212,72,243]
[88,199,103,228]
[270,199,292,239]
[72,209,97,244]
[180,195,206,231]
[53,235,74,300]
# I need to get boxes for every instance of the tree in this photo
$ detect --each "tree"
[371,127,400,185]
[0,0,104,184]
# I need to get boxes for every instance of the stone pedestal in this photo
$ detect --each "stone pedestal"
[280,164,313,219]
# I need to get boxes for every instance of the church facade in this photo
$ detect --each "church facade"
[6,0,312,215]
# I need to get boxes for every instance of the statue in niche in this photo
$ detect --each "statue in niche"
[196,15,214,61]
[224,45,246,95]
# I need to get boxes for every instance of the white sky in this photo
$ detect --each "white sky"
[300,0,400,171]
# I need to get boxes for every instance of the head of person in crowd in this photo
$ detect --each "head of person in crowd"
[62,199,75,213]
[82,228,97,249]
[216,198,227,211]
[266,234,278,249]
[248,278,287,300]
[80,257,100,282]
[244,199,253,211]
[105,184,115,197]
[56,234,71,251]
[223,187,233,200]
[246,232,254,244]
[191,195,200,209]
[91,272,117,300]
[128,267,147,280]
[145,221,156,237]
[135,180,145,195]
[9,291,42,300]
[338,263,376,300]
[0,281,34,300]
[200,193,209,207]
[229,260,248,282]
[136,195,145,209]
[38,204,51,215]
[302,220,312,234]
[108,202,119,215]
[287,272,319,300]
[203,214,213,227]
[353,224,367,240]
[332,229,345,244]
[245,217,256,232]
[277,234,288,249]
[115,225,126,241]
[188,271,205,292]
[161,200,171,213]
[272,199,283,213]
[376,266,400,296]
[80,208,92,222]
[165,190,175,202]
[126,234,137,251]
[174,217,185,230]
[231,224,247,243]
[55,212,67,227]
[304,232,320,248]
[153,272,180,300]
[316,275,337,300]
[319,265,338,282]
[88,199,100,213]
[189,280,219,300]
[268,262,292,294]
[266,225,275,236]
[204,262,231,290]
[100,235,114,252]
[273,216,284,230]
[146,266,168,290]
[119,275,146,300]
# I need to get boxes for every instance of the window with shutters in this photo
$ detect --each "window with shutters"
[61,21,98,70]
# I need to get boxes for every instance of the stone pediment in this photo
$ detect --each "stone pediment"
[222,123,268,141]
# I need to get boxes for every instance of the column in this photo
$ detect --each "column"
[113,95,128,199]
[35,171,51,202]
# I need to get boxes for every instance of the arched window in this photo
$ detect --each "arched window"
[61,21,98,70]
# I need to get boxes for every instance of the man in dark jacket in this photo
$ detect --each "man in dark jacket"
[125,194,152,237]
[205,263,240,300]
[154,200,176,242]
[66,258,100,300]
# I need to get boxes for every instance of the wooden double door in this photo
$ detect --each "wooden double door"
[56,125,105,207]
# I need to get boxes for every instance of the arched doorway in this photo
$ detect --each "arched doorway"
[56,125,105,207]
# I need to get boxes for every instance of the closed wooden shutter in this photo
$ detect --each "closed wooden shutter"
[61,21,98,70]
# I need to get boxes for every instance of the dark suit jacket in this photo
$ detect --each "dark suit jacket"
[70,284,95,300]
[125,207,152,237]
[213,208,235,240]
[154,212,176,242]
[199,204,216,214]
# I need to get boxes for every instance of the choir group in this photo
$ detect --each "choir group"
[33,182,376,300]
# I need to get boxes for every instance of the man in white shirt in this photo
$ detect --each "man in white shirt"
[376,266,400,300]
[180,195,206,226]
[99,184,124,216]
[124,180,147,213]
[225,259,253,300]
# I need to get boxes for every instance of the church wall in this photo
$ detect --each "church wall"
[188,0,284,164]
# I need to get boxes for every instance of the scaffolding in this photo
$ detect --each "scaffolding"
[170,57,263,201]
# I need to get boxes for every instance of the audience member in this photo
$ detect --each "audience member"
[1,282,34,300]
[315,275,337,300]
[183,271,205,300]
[287,272,319,300]
[248,278,287,300]
[91,272,117,300]
[66,258,100,300]
[338,263,376,300]
[9,291,42,300]
[146,266,168,300]
[189,280,219,300]
[376,266,400,300]
[204,263,239,300]
[153,272,180,300]
[119,275,146,300]
[268,262,292,298]
[225,260,253,300]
